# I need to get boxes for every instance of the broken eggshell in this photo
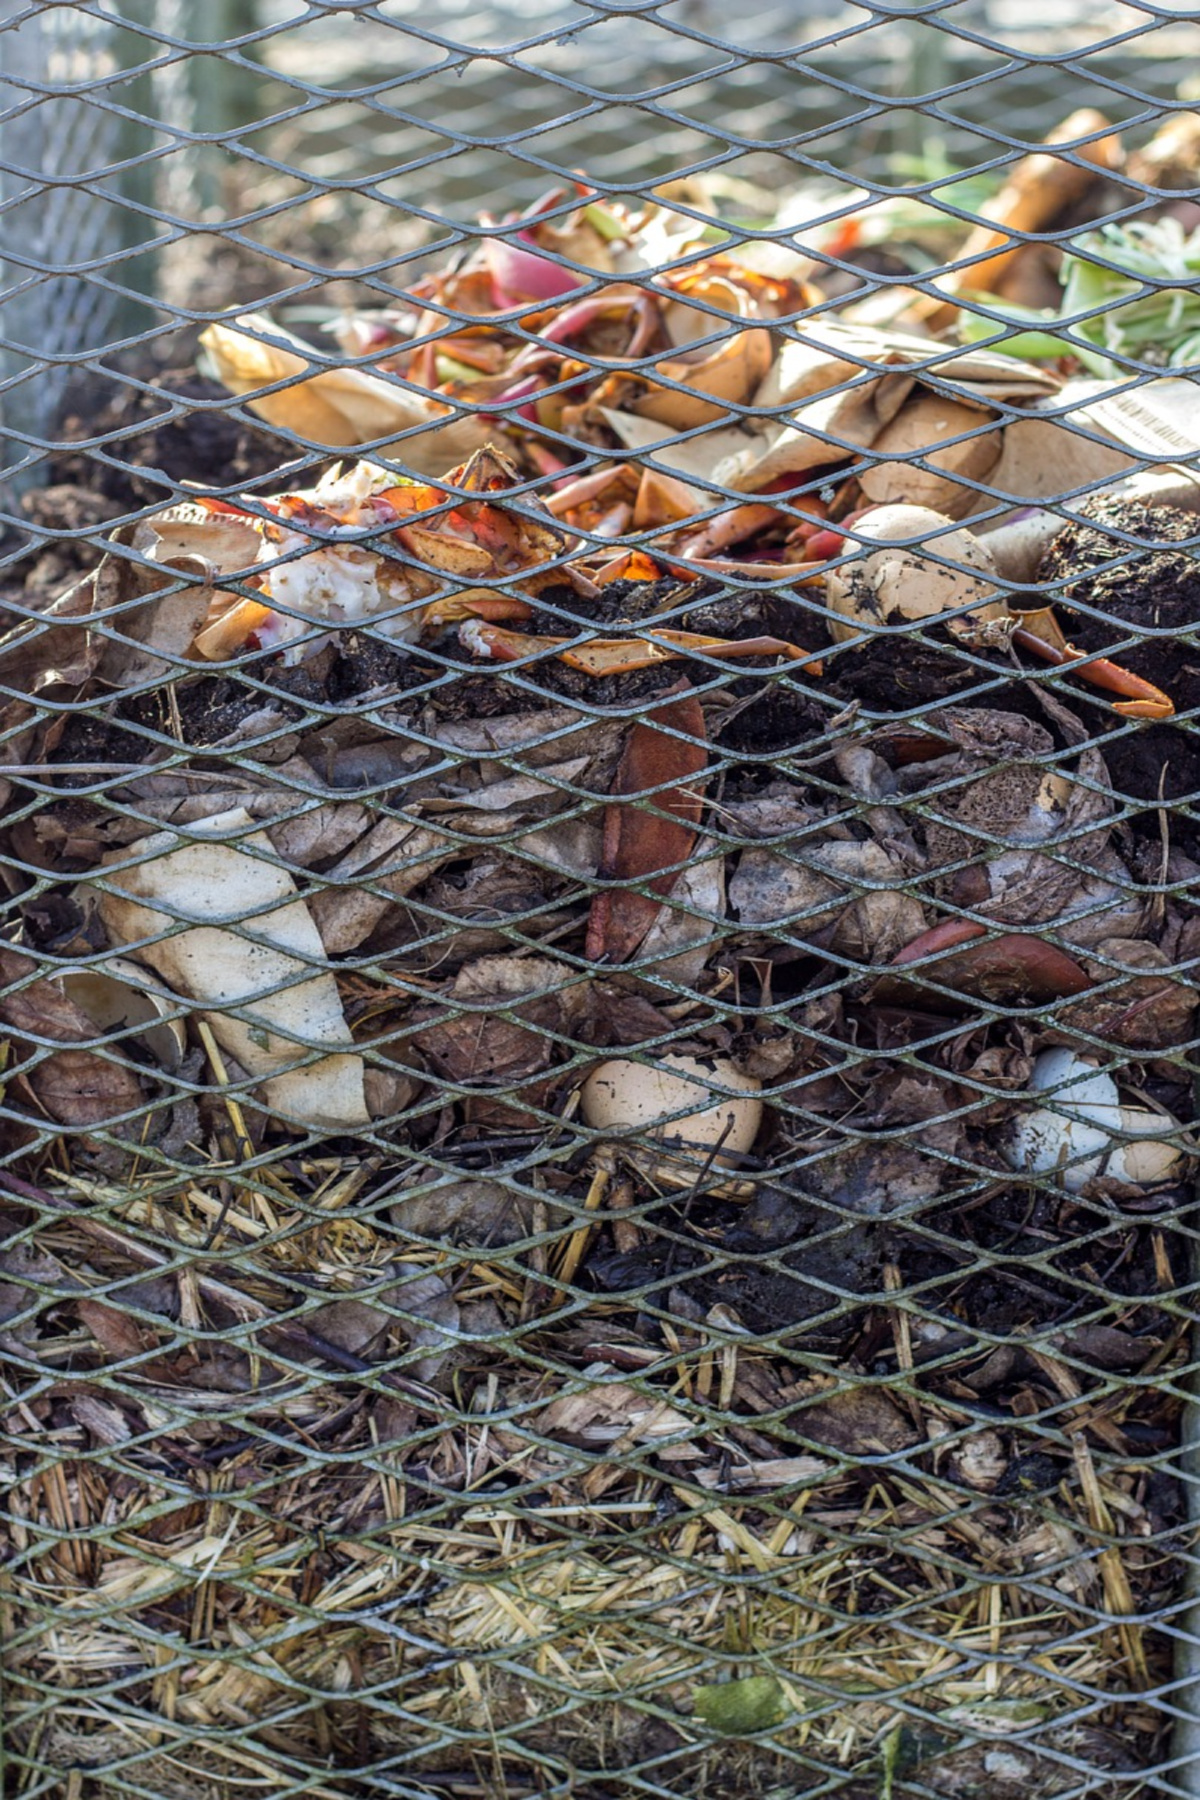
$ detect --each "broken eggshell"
[1003,1048,1192,1192]
[581,1052,763,1188]
[825,505,1005,646]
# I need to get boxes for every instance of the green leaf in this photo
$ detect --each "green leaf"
[957,298,1071,362]
[1058,218,1200,377]
[582,201,629,242]
[693,1674,786,1736]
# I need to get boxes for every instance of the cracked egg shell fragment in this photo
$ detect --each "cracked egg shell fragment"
[1003,1048,1193,1192]
[825,505,1005,646]
[581,1053,763,1189]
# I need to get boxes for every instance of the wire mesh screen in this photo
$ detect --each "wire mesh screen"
[0,0,127,487]
[2,2,1200,1797]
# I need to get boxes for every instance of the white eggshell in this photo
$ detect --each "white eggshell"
[1102,1110,1190,1186]
[1006,1109,1113,1191]
[1006,1052,1192,1190]
[581,1054,763,1165]
[1028,1048,1120,1121]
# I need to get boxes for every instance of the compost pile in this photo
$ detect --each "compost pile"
[3,112,1199,1800]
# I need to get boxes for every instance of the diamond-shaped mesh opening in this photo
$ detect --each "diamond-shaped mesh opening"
[4,2,1200,1798]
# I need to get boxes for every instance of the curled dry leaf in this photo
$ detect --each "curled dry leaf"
[307,817,454,955]
[0,508,262,783]
[94,808,369,1130]
[534,1372,704,1459]
[757,319,1060,415]
[633,854,726,988]
[594,406,759,495]
[0,557,123,705]
[307,1262,460,1382]
[428,702,626,774]
[76,1296,156,1362]
[858,393,1004,518]
[0,1242,69,1341]
[389,1176,562,1246]
[267,801,375,873]
[715,318,1057,493]
[101,516,256,688]
[361,1059,423,1125]
[729,838,927,964]
[424,756,594,820]
[0,559,133,809]
[789,1380,920,1455]
[622,274,773,430]
[412,953,589,1127]
[200,313,492,470]
[1056,937,1199,1050]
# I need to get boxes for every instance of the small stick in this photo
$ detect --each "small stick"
[884,1262,923,1431]
[553,1160,609,1297]
[1072,1431,1152,1690]
[0,1170,268,1325]
[610,1176,640,1255]
[197,1021,256,1168]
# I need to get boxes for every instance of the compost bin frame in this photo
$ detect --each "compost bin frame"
[2,3,1200,1798]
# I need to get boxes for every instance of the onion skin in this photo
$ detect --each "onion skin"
[484,236,586,305]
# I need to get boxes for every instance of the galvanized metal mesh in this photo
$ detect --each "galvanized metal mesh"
[2,2,1200,1797]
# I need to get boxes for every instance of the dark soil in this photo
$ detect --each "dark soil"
[51,361,285,516]
[713,682,830,761]
[1101,719,1200,855]
[822,635,995,711]
[1038,498,1200,705]
[527,576,692,634]
[1037,497,1200,849]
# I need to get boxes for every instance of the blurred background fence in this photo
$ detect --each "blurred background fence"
[2,0,1195,475]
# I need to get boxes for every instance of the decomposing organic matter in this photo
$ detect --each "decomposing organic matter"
[5,115,1200,1800]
